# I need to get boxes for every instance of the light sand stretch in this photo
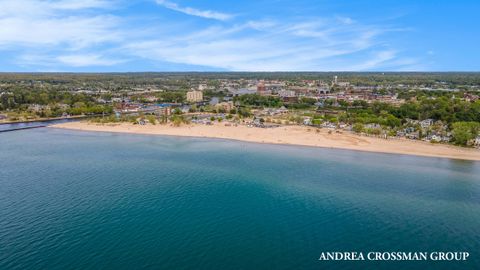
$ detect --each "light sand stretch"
[52,122,480,161]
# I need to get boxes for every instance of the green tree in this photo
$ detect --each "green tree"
[451,122,480,146]
[173,108,182,115]
[146,115,157,125]
[352,123,364,133]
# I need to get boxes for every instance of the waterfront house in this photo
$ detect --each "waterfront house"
[420,119,434,129]
[442,135,452,143]
[406,131,420,140]
[475,136,480,148]
[429,134,442,142]
[303,117,312,126]
[338,123,349,129]
[28,104,50,113]
[365,123,381,129]
[321,122,337,129]
[404,126,416,134]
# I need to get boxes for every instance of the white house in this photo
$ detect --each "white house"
[475,136,480,147]
[420,119,434,129]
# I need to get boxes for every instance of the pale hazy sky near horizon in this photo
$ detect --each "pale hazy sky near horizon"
[0,0,478,72]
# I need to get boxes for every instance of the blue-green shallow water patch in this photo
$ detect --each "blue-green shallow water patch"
[1,128,480,270]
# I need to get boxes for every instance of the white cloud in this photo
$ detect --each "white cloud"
[57,54,124,66]
[336,16,354,25]
[349,50,397,70]
[0,0,417,71]
[0,0,113,17]
[0,0,121,48]
[51,0,113,10]
[124,19,406,71]
[155,0,233,21]
[0,0,126,67]
[17,52,124,68]
[0,16,121,48]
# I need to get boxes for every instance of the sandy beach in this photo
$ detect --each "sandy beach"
[51,121,480,161]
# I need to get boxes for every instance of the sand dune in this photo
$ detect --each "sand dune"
[51,122,480,161]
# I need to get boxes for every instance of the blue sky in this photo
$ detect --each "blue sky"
[0,0,478,72]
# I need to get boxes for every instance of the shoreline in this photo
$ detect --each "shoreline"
[0,115,92,125]
[51,121,480,161]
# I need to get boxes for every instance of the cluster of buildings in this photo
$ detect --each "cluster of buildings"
[396,119,451,142]
[245,77,403,106]
[180,76,405,107]
[115,101,175,116]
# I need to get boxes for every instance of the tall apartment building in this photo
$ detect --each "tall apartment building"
[186,90,203,102]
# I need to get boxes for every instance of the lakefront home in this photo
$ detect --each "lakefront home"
[475,136,480,148]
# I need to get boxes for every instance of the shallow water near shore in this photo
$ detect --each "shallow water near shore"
[1,128,480,270]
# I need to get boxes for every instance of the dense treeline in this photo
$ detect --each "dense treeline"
[1,88,94,108]
[0,88,112,117]
[323,98,480,146]
[234,94,283,107]
[2,72,480,88]
[339,98,480,126]
[234,94,318,109]
[234,93,480,126]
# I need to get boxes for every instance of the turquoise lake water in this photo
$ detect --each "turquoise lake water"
[1,128,480,270]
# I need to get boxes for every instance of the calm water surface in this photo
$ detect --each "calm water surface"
[0,118,79,132]
[1,128,480,270]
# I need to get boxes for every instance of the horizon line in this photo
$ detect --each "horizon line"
[1,71,480,74]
